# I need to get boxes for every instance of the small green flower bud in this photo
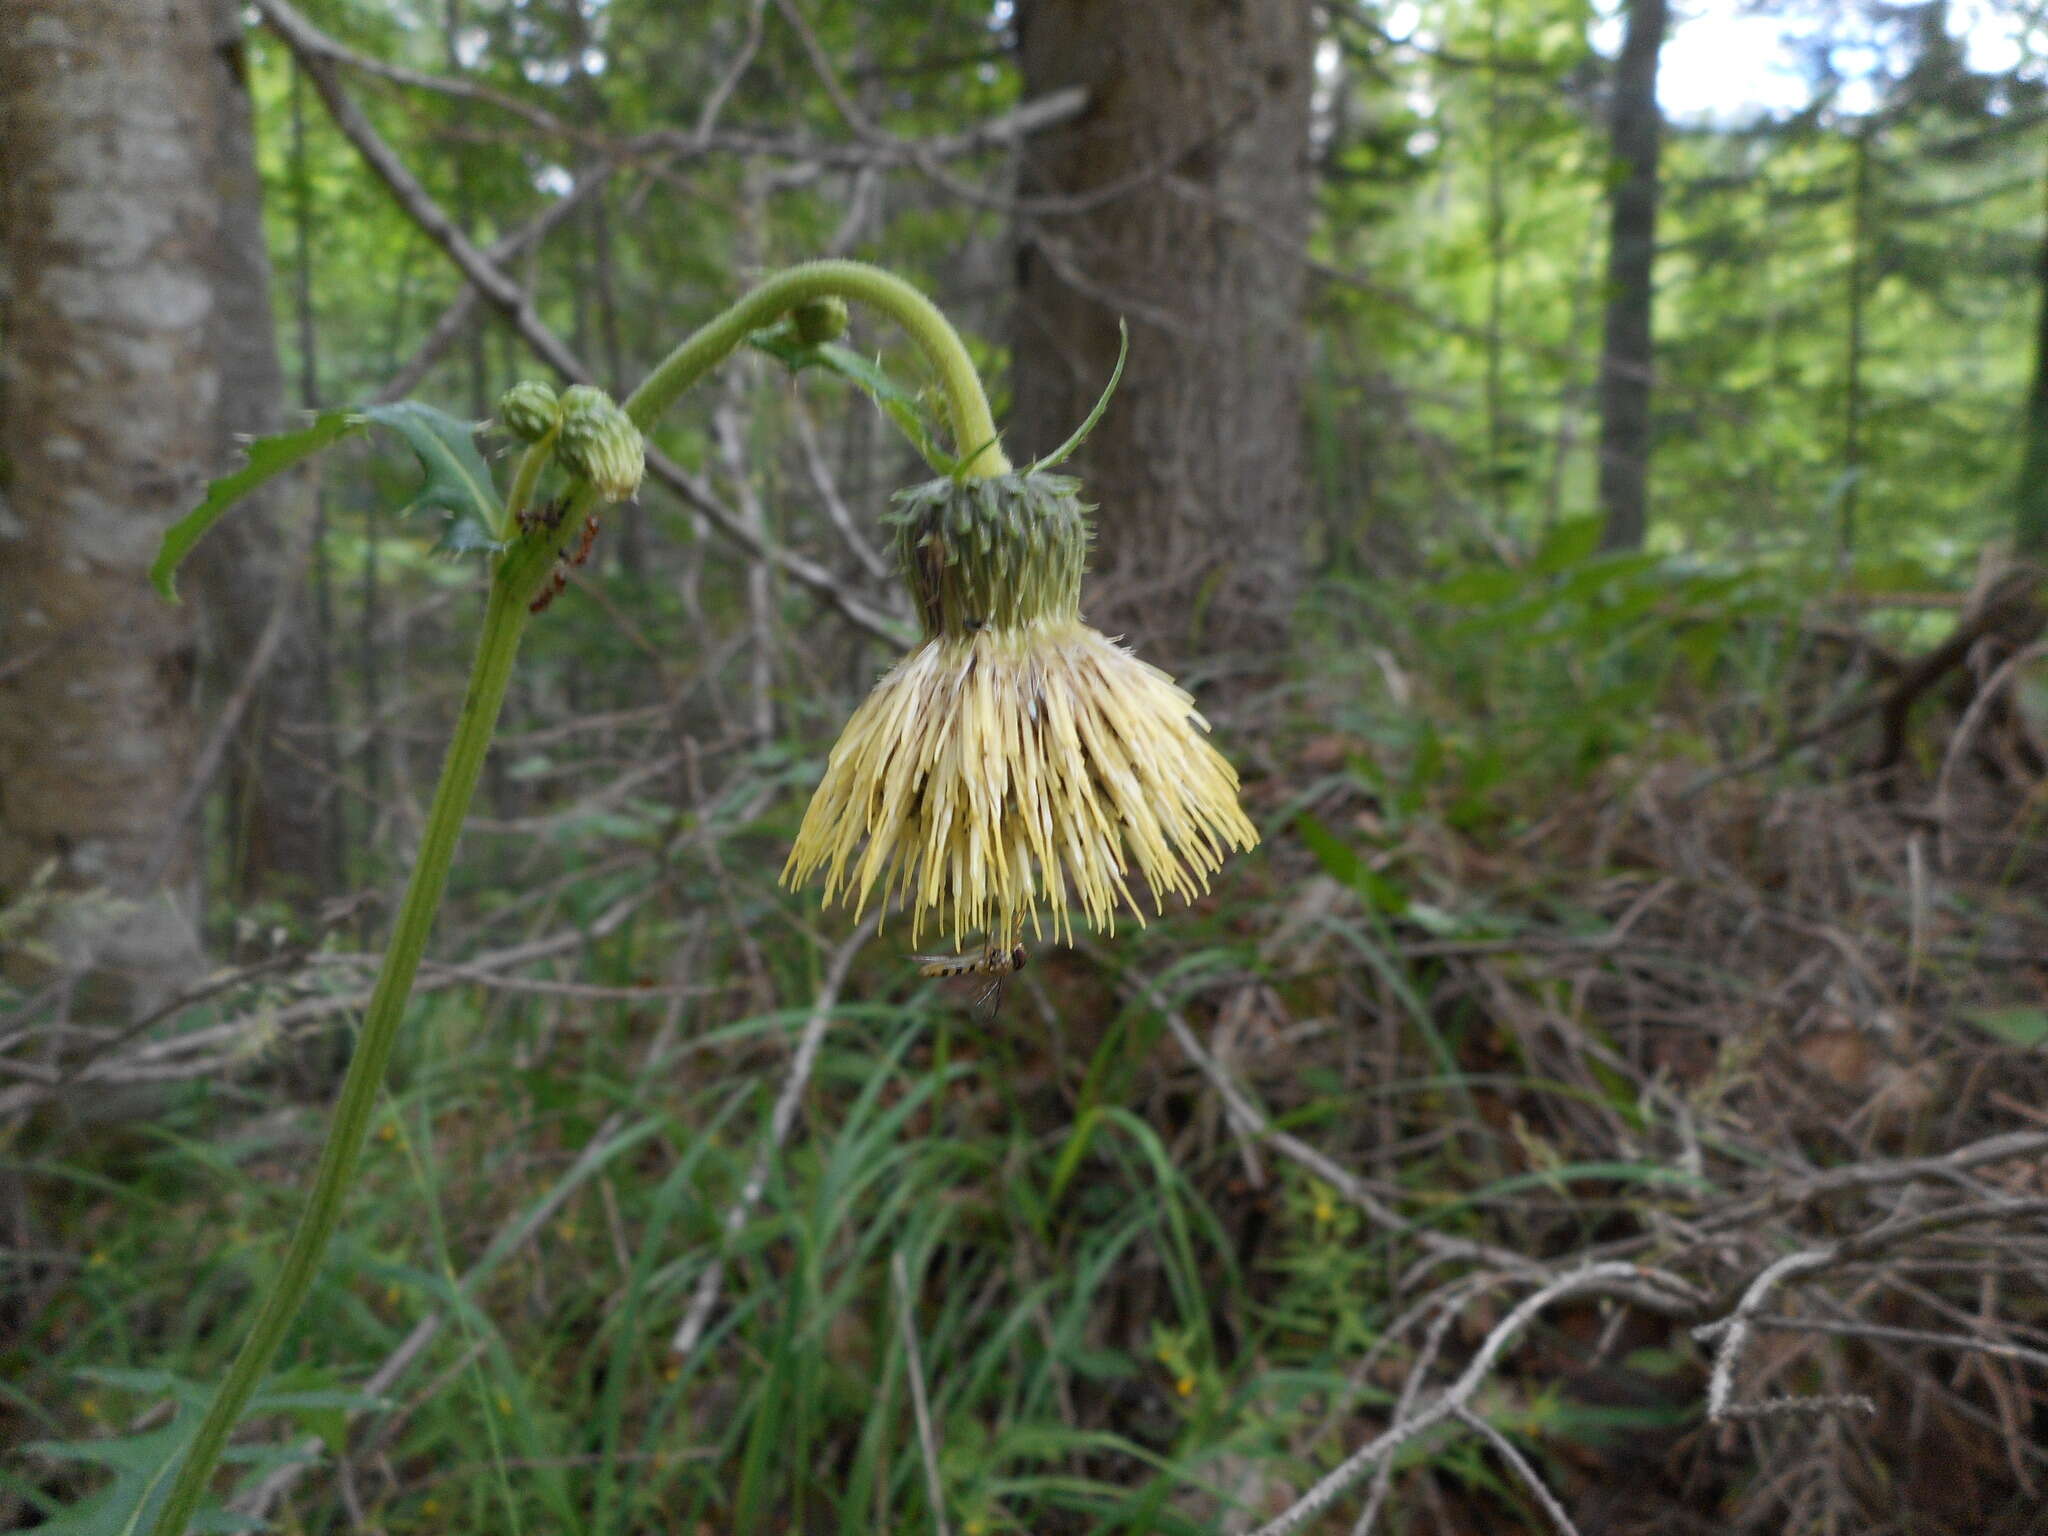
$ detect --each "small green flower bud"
[556,385,645,502]
[496,379,561,443]
[791,296,849,347]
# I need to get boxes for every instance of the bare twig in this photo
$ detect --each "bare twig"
[1250,1264,1673,1536]
[691,0,771,147]
[0,892,655,1118]
[648,443,909,645]
[713,389,780,744]
[1681,566,2043,796]
[1702,1129,2048,1232]
[1929,636,2048,868]
[1699,1196,2048,1423]
[1451,1407,1583,1536]
[1121,963,1710,1303]
[375,166,612,403]
[791,397,893,581]
[1709,1313,2048,1375]
[279,0,1084,173]
[1701,1248,1841,1423]
[669,914,878,1354]
[773,0,1208,218]
[1348,1285,1488,1534]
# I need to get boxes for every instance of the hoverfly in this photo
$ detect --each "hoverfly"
[912,941,1027,1023]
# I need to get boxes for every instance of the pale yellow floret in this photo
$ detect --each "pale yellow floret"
[783,617,1258,948]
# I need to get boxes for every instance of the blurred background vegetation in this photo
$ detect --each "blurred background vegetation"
[4,0,2048,1531]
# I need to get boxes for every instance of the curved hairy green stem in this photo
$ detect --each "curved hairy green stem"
[147,575,533,1536]
[626,259,1011,478]
[147,260,1007,1534]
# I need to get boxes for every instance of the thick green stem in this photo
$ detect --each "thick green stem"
[147,577,531,1536]
[625,259,1011,478]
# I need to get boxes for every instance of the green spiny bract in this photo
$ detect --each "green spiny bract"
[886,470,1092,638]
[496,379,561,444]
[556,385,645,502]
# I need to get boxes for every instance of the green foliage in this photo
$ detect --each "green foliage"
[150,410,359,599]
[1312,0,2046,563]
[356,401,506,552]
[18,1369,385,1535]
[1962,1006,2048,1048]
[1304,517,1802,850]
[152,402,502,602]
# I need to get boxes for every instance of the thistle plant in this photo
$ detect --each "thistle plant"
[140,260,1254,1533]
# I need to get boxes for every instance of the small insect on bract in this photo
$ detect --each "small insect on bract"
[913,942,1027,1023]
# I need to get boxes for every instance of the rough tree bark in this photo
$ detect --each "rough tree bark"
[1009,0,1314,660]
[1593,0,1668,552]
[0,0,217,1011]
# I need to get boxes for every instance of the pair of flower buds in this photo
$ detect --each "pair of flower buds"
[498,378,646,502]
[493,370,1257,956]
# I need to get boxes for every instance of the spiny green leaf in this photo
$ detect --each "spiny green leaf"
[23,1372,365,1536]
[22,1419,267,1536]
[151,409,361,600]
[356,401,504,554]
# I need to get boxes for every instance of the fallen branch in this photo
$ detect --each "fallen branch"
[1678,566,2044,797]
[1248,1263,1677,1536]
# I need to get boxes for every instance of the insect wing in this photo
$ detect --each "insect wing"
[969,971,1008,1026]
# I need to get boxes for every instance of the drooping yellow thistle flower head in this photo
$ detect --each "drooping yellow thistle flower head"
[783,468,1258,949]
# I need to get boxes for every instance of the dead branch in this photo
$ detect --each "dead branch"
[1676,567,2044,797]
[1249,1264,1679,1536]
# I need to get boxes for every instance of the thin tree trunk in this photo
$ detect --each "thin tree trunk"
[1543,198,1604,532]
[291,59,347,889]
[0,0,216,1012]
[361,246,420,857]
[191,0,333,914]
[1484,0,1507,527]
[1593,0,1668,552]
[1010,0,1314,660]
[2018,154,2048,560]
[445,0,491,421]
[1842,125,1871,568]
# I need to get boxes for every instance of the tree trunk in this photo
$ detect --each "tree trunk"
[1593,0,1668,552]
[2016,158,2048,560]
[189,0,334,914]
[1840,126,1871,568]
[1009,0,1314,660]
[0,0,217,1011]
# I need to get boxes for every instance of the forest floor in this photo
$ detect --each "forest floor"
[7,546,2048,1534]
